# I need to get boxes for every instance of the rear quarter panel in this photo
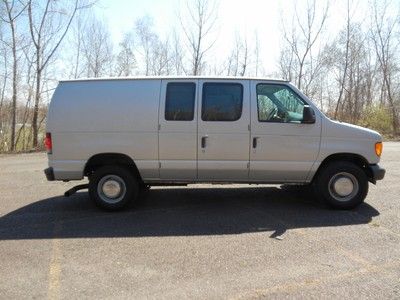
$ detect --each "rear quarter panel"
[47,79,160,180]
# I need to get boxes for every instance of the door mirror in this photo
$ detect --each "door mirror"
[302,105,316,124]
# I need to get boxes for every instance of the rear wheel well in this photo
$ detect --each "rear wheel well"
[84,153,143,183]
[313,153,372,182]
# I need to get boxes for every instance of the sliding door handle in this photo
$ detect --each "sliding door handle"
[252,137,259,149]
[201,136,208,148]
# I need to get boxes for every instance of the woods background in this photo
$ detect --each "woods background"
[0,0,399,152]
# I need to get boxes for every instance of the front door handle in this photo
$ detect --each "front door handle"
[201,136,208,148]
[253,137,259,149]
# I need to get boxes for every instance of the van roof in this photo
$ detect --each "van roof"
[59,76,290,83]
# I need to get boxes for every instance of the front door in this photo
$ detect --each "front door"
[249,81,321,182]
[197,80,251,180]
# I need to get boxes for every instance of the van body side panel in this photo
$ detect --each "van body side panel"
[320,119,381,164]
[305,117,382,182]
[249,81,322,183]
[46,77,382,185]
[47,80,160,180]
[197,80,251,180]
[158,80,198,180]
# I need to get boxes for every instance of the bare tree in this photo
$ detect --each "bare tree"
[239,37,248,76]
[370,0,399,136]
[171,29,185,75]
[226,34,241,76]
[27,0,90,148]
[135,16,156,76]
[254,30,261,76]
[1,0,400,153]
[280,0,329,91]
[68,12,86,79]
[0,25,8,149]
[278,46,295,81]
[180,0,218,75]
[334,0,351,119]
[1,0,27,151]
[81,15,114,77]
[334,26,373,122]
[226,33,249,76]
[150,38,171,75]
[133,16,173,76]
[115,32,136,77]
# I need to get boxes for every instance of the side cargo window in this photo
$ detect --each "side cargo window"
[202,83,243,121]
[165,82,196,121]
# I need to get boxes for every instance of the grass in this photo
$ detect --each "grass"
[0,126,46,153]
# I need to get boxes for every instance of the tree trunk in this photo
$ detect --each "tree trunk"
[334,9,350,120]
[4,0,21,152]
[32,65,41,149]
[10,20,17,151]
[391,106,398,136]
[385,78,399,136]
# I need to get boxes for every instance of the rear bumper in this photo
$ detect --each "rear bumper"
[44,167,55,181]
[369,164,385,183]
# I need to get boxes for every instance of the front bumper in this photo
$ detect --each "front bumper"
[44,167,55,181]
[368,164,385,183]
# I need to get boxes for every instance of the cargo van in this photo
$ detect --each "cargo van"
[44,77,385,210]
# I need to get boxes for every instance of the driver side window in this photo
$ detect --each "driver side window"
[257,84,305,123]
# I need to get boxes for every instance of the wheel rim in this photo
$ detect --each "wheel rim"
[328,172,359,202]
[97,175,126,204]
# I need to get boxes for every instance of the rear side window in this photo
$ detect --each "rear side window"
[165,82,196,121]
[202,83,243,121]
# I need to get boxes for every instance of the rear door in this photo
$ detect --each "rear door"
[158,80,198,180]
[197,80,251,180]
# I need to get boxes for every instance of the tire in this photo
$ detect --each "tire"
[140,183,151,192]
[315,161,368,209]
[89,165,139,211]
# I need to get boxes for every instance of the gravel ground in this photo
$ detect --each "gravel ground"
[0,143,399,299]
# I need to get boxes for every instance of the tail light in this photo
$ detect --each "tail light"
[44,132,52,154]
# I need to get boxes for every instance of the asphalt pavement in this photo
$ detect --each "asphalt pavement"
[0,143,399,299]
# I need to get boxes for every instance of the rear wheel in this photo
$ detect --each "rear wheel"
[89,165,139,211]
[315,161,368,209]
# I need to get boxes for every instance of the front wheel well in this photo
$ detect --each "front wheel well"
[84,153,143,183]
[313,153,372,182]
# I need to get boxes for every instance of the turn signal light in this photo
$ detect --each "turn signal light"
[375,142,382,157]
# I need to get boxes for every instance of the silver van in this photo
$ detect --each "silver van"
[44,77,385,210]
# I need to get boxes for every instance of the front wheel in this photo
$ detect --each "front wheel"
[315,161,368,209]
[89,165,139,211]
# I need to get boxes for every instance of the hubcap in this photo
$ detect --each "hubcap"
[333,177,354,197]
[97,175,126,204]
[328,172,359,202]
[102,180,122,198]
